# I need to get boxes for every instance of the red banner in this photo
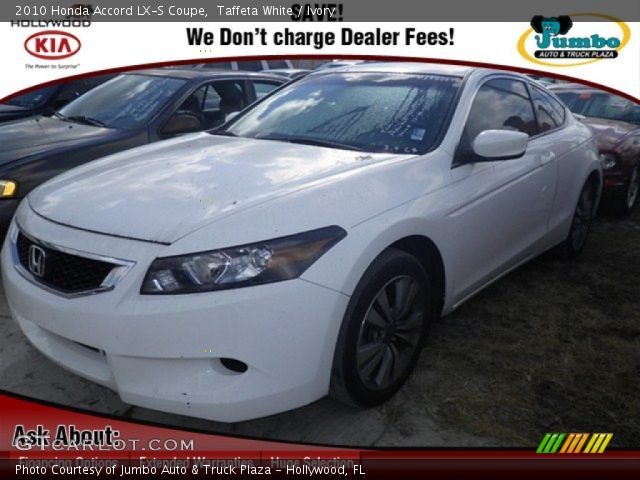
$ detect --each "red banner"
[1,393,639,478]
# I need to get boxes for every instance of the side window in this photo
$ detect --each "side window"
[203,86,221,110]
[177,85,205,115]
[253,81,281,100]
[267,60,289,69]
[175,81,248,130]
[236,61,263,72]
[531,86,565,132]
[203,62,234,70]
[457,78,537,162]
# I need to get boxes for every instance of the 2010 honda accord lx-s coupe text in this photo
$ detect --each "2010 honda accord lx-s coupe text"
[2,64,601,422]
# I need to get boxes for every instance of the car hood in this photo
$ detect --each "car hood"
[0,116,111,165]
[581,117,638,149]
[29,133,400,244]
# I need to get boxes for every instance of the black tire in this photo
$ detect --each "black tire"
[613,164,639,216]
[330,249,432,407]
[560,177,598,259]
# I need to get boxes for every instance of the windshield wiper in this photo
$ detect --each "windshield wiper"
[66,115,107,128]
[257,134,365,152]
[52,111,66,120]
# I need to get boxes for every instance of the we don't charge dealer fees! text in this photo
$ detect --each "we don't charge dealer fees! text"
[187,27,455,49]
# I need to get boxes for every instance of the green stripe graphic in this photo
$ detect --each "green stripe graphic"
[549,433,566,453]
[536,433,552,453]
[537,433,566,454]
[543,434,559,453]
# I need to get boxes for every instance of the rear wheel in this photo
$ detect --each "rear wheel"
[330,249,432,407]
[560,178,597,258]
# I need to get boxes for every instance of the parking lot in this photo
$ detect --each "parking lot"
[1,208,639,447]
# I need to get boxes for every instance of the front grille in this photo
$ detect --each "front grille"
[16,232,116,294]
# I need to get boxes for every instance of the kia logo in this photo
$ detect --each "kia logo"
[24,30,81,60]
[28,245,46,278]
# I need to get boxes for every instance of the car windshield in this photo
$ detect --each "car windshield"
[58,74,187,129]
[222,73,462,154]
[555,90,640,125]
[6,86,58,108]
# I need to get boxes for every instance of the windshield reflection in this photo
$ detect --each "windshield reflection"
[58,74,187,130]
[6,86,58,108]
[225,73,462,154]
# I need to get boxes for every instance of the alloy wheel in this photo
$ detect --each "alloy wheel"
[356,275,425,391]
[570,182,595,252]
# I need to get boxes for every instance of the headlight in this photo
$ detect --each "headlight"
[599,153,618,171]
[0,180,17,198]
[141,226,346,294]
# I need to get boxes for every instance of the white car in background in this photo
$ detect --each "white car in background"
[2,63,601,422]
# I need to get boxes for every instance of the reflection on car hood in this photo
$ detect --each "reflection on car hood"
[29,133,399,244]
[0,116,111,166]
[581,117,638,149]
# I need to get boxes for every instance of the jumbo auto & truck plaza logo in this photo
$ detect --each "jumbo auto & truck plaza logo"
[518,14,630,67]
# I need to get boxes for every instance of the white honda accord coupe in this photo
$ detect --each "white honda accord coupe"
[2,63,601,422]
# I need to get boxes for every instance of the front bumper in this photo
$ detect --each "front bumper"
[1,209,349,422]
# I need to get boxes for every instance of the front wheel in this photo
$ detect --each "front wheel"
[330,249,432,407]
[560,178,598,258]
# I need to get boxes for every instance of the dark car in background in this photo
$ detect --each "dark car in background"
[0,69,285,230]
[0,75,115,124]
[551,84,640,214]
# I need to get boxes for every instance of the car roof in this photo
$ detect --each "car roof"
[122,68,285,82]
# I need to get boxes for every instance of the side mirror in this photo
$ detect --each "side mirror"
[161,113,202,136]
[472,129,529,160]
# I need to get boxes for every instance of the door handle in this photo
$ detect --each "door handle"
[540,152,556,165]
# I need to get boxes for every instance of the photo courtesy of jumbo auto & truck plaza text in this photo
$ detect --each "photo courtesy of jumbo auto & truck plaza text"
[0,0,638,478]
